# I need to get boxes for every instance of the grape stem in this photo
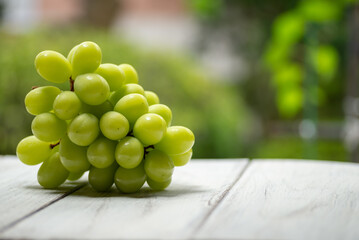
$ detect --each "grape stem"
[69,76,74,91]
[31,86,38,90]
[50,141,60,149]
[144,145,154,154]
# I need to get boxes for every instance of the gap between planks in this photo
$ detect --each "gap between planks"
[0,159,252,240]
[189,159,252,238]
[0,183,87,234]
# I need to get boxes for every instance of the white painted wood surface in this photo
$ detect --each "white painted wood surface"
[0,157,248,239]
[0,156,85,232]
[1,157,359,240]
[195,159,359,240]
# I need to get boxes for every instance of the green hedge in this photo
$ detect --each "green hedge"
[251,136,348,162]
[0,29,254,158]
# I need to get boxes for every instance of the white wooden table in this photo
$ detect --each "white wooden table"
[0,156,359,240]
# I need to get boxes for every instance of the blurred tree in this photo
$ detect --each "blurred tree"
[343,4,359,162]
[187,0,353,119]
[187,0,303,123]
[264,0,346,118]
[0,1,4,22]
[264,0,357,159]
[188,0,355,161]
[83,0,120,29]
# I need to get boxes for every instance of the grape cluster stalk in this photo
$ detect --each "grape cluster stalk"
[16,41,195,193]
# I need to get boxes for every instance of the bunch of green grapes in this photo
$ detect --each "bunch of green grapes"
[16,41,195,193]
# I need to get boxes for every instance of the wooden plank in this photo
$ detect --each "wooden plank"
[1,159,248,240]
[195,159,359,240]
[0,156,86,232]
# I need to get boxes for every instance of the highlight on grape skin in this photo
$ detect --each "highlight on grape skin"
[16,41,195,193]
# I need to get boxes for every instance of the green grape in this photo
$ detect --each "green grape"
[108,83,145,105]
[53,91,81,120]
[16,135,52,165]
[108,91,118,106]
[35,50,72,83]
[25,86,61,115]
[154,126,195,155]
[115,136,144,169]
[87,137,116,168]
[80,100,113,119]
[144,91,160,106]
[89,162,118,192]
[37,151,69,189]
[118,64,138,84]
[67,44,79,62]
[133,113,167,145]
[95,63,125,91]
[114,93,148,126]
[74,73,110,106]
[144,149,174,182]
[148,104,172,127]
[59,135,91,173]
[114,164,146,193]
[100,111,129,140]
[67,171,84,181]
[147,177,171,191]
[119,83,145,96]
[68,113,99,146]
[70,41,102,78]
[170,149,192,167]
[31,112,67,142]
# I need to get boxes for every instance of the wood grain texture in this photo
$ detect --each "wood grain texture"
[0,156,86,233]
[195,159,359,240]
[1,159,248,240]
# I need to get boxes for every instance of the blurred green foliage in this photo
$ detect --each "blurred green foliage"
[0,29,254,158]
[187,0,222,19]
[187,0,351,161]
[188,0,349,121]
[251,137,348,161]
[264,0,352,118]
